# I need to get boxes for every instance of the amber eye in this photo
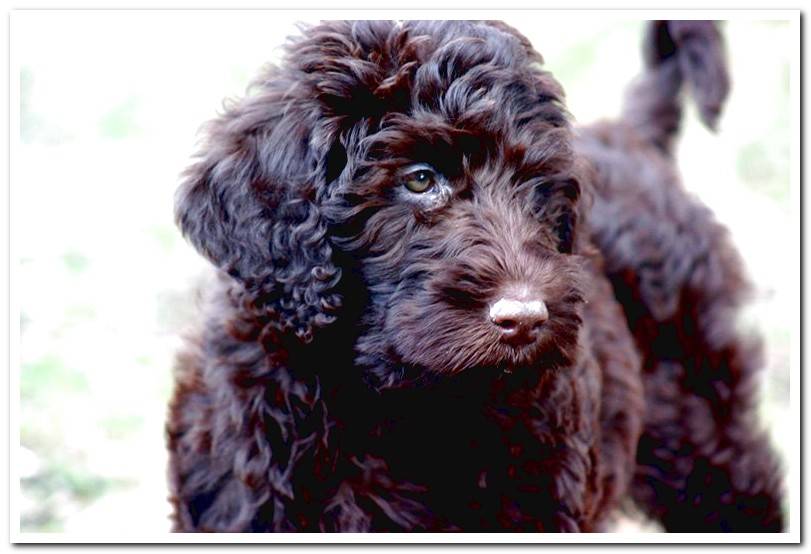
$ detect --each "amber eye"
[403,168,437,193]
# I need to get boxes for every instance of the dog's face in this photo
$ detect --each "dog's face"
[176,21,586,390]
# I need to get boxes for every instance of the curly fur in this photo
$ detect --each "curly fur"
[167,20,784,532]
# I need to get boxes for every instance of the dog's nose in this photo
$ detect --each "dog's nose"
[489,297,549,346]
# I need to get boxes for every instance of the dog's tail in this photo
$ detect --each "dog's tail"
[622,20,730,156]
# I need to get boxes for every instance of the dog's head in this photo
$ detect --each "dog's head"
[176,20,588,390]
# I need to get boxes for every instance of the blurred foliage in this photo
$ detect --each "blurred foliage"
[62,250,91,273]
[734,54,790,206]
[20,66,71,145]
[21,355,88,401]
[98,96,142,139]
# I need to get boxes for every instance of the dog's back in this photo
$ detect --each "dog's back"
[579,21,784,531]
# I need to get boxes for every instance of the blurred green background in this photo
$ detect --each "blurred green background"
[15,13,794,535]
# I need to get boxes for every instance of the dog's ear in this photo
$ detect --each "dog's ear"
[565,157,596,256]
[536,176,584,255]
[175,70,344,343]
[530,153,595,256]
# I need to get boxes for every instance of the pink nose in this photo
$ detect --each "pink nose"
[489,297,549,346]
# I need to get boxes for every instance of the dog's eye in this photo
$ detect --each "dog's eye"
[402,167,437,194]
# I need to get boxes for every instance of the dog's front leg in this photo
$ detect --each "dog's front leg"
[489,360,602,532]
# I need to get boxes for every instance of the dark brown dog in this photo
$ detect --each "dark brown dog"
[167,20,784,532]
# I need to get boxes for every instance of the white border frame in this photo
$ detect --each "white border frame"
[7,8,801,545]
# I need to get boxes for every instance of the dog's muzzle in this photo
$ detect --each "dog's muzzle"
[488,291,549,347]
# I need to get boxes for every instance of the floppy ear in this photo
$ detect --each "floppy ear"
[528,150,596,257]
[566,158,596,256]
[175,70,344,343]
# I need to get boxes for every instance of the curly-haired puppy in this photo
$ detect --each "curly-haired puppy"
[167,20,785,532]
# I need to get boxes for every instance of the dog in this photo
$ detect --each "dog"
[167,20,785,532]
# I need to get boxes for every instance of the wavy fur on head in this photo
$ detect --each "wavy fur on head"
[168,20,784,532]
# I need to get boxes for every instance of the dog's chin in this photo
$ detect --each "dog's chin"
[370,336,577,394]
[461,328,579,378]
